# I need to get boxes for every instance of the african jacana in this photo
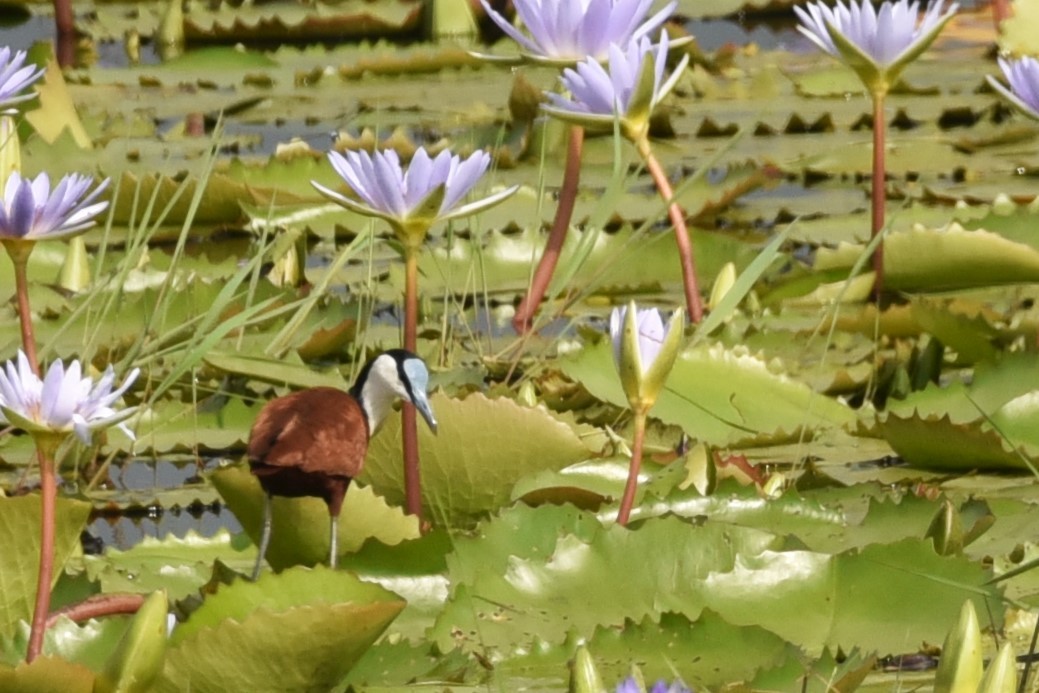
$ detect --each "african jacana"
[247,349,437,579]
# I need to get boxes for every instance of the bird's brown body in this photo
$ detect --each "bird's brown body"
[245,349,437,579]
[247,387,369,519]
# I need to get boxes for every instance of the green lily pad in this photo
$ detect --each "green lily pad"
[360,393,594,524]
[0,495,92,634]
[881,353,1039,470]
[0,655,96,693]
[158,566,403,692]
[815,224,1039,292]
[211,463,420,572]
[562,339,857,447]
[83,530,254,602]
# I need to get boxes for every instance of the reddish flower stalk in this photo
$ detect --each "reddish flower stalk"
[513,125,584,334]
[402,247,422,521]
[617,411,647,526]
[871,91,887,299]
[27,448,55,661]
[46,593,147,629]
[11,252,39,374]
[637,138,703,323]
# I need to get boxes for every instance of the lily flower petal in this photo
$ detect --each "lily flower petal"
[312,146,517,240]
[988,56,1039,121]
[542,34,689,141]
[0,47,44,110]
[795,0,957,93]
[480,0,675,66]
[0,350,137,443]
[0,172,109,242]
[609,301,684,412]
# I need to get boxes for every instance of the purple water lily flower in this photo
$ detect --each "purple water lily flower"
[611,304,666,376]
[795,0,957,92]
[313,147,517,236]
[0,172,110,242]
[615,675,693,693]
[481,0,676,65]
[988,56,1039,121]
[610,301,683,410]
[0,350,139,444]
[0,47,44,110]
[543,35,687,140]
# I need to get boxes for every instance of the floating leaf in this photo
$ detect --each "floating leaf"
[881,354,1039,470]
[0,495,91,634]
[815,224,1039,291]
[562,339,856,447]
[158,566,403,692]
[211,464,419,571]
[0,656,95,693]
[360,393,593,524]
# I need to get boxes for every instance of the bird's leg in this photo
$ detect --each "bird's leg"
[329,513,339,569]
[252,493,273,580]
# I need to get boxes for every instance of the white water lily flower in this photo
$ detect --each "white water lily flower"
[0,171,110,242]
[543,35,688,141]
[0,47,44,110]
[795,0,957,93]
[988,56,1039,121]
[0,350,139,444]
[313,147,517,244]
[480,0,676,66]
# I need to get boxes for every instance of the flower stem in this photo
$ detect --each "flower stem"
[512,124,584,334]
[992,0,1011,31]
[27,448,56,662]
[636,138,703,324]
[871,90,887,300]
[46,593,146,629]
[12,252,39,375]
[617,410,648,526]
[402,245,422,522]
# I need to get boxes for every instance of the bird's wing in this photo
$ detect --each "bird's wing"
[247,387,370,478]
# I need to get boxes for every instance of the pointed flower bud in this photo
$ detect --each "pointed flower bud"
[542,35,687,143]
[610,301,683,413]
[988,56,1039,121]
[480,0,676,67]
[795,0,957,95]
[312,147,518,249]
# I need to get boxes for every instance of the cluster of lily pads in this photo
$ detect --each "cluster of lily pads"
[3,0,1039,689]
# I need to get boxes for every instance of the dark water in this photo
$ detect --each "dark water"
[84,457,242,552]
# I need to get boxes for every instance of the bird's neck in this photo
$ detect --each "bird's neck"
[350,356,402,433]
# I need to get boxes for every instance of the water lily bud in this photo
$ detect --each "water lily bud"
[158,0,184,61]
[979,642,1017,693]
[568,645,606,693]
[0,115,20,191]
[610,301,684,414]
[508,72,544,125]
[96,590,169,693]
[708,261,737,313]
[933,600,983,693]
[430,0,478,42]
[58,235,91,293]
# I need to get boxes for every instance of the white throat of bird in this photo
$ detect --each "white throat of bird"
[356,354,412,433]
